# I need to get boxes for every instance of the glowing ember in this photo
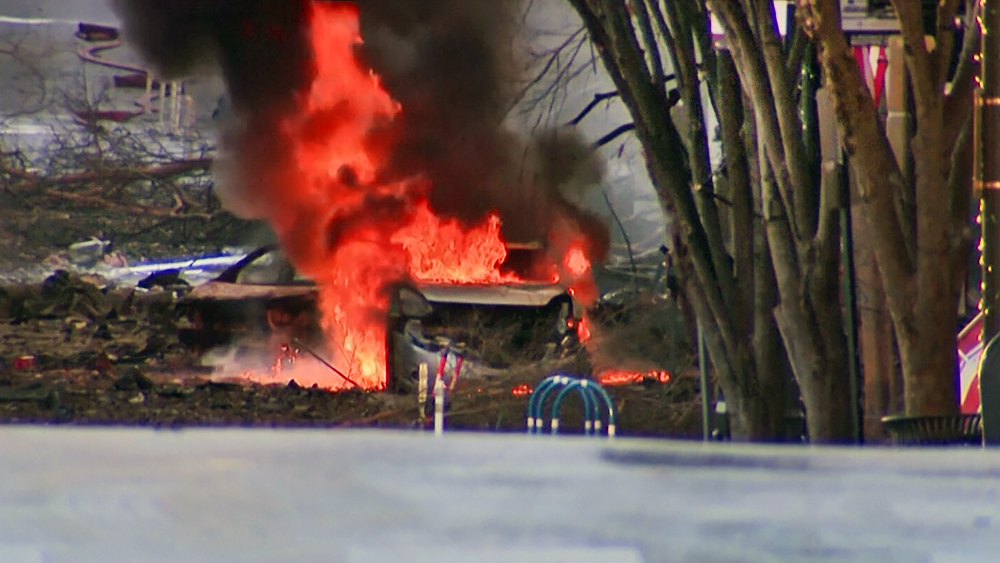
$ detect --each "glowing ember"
[598,369,671,386]
[647,370,671,383]
[511,383,533,396]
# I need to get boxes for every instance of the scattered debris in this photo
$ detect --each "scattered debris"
[76,23,119,41]
[137,269,189,290]
[113,368,155,391]
[67,238,111,267]
[0,252,695,435]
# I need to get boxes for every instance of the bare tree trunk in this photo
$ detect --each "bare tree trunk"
[567,0,792,439]
[800,0,963,419]
[853,194,895,441]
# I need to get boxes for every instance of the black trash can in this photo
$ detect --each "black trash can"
[881,414,982,446]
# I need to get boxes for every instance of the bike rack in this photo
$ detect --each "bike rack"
[526,373,616,437]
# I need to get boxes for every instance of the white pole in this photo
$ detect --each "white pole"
[172,81,182,132]
[159,80,167,127]
[142,70,153,116]
[433,378,445,436]
[417,363,429,413]
[83,62,92,108]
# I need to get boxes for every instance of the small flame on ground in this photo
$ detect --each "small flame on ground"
[598,369,671,386]
[511,383,533,396]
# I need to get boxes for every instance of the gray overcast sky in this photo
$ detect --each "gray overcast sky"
[0,0,116,23]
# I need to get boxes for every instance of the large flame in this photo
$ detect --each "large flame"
[264,2,548,389]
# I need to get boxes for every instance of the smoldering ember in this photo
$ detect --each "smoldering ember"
[0,0,696,436]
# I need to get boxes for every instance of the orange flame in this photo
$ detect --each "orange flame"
[260,2,552,390]
[576,316,592,342]
[598,369,671,386]
[564,245,591,278]
[511,383,533,396]
[393,205,522,284]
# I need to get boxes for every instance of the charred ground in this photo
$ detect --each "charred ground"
[0,246,701,437]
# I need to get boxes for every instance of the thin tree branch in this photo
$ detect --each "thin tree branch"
[749,0,817,237]
[935,0,963,87]
[632,0,667,100]
[944,0,981,145]
[661,0,738,314]
[567,90,621,126]
[593,123,636,148]
[566,74,682,126]
[602,190,637,275]
[709,0,804,243]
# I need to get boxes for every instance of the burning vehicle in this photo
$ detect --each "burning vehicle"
[114,0,610,394]
[176,245,584,392]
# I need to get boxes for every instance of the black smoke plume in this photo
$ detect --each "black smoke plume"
[111,0,315,116]
[111,0,609,265]
[356,0,608,256]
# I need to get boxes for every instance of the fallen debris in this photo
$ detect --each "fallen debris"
[0,266,700,436]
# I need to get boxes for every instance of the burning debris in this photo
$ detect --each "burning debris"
[0,268,691,434]
[111,0,609,388]
[174,246,586,391]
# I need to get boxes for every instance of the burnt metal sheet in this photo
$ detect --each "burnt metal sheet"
[416,283,568,307]
[181,281,316,302]
[183,280,568,308]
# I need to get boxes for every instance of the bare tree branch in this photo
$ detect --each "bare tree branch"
[602,190,637,275]
[593,122,636,148]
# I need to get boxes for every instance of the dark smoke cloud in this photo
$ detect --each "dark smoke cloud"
[111,0,609,264]
[110,0,316,117]
[356,0,608,255]
[360,0,608,257]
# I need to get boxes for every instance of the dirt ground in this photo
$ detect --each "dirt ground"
[0,262,703,438]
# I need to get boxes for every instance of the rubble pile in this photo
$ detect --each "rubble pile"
[0,271,700,436]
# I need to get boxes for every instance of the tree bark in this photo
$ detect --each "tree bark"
[568,0,863,440]
[568,0,790,438]
[800,0,961,417]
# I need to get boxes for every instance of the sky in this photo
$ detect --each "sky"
[0,0,116,23]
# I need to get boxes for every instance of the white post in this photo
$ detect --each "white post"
[433,378,445,436]
[83,62,92,108]
[159,80,167,127]
[143,71,153,115]
[417,362,428,412]
[172,81,182,132]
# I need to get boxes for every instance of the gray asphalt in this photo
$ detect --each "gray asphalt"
[1,427,999,563]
